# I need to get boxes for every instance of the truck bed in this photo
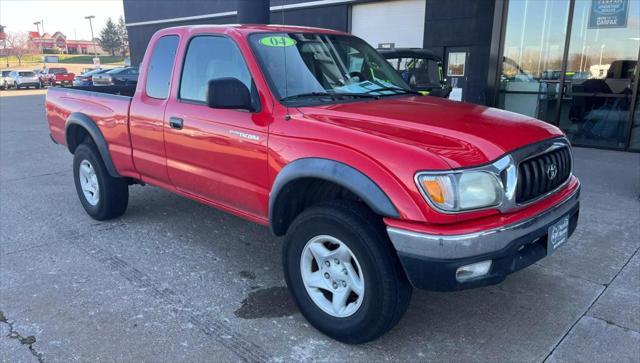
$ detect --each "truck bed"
[46,85,137,177]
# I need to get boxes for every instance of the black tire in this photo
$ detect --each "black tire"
[73,142,129,220]
[283,200,412,344]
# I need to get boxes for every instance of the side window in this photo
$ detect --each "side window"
[179,36,252,103]
[146,35,179,99]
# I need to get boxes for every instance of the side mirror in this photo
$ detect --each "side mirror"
[206,77,253,111]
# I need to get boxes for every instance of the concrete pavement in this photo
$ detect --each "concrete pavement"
[1,90,639,362]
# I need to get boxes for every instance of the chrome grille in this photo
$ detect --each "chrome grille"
[516,146,572,204]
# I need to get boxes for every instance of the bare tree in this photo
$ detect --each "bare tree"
[5,31,29,65]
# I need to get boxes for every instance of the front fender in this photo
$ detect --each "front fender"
[269,158,399,235]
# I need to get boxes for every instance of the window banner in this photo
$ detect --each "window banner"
[588,0,629,29]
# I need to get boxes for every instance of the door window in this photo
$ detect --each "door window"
[146,35,179,99]
[179,36,252,103]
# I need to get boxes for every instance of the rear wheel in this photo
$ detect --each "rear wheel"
[73,142,129,220]
[283,200,412,344]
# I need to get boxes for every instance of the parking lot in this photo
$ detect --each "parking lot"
[1,90,639,362]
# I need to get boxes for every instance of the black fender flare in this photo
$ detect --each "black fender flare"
[65,112,121,178]
[269,158,400,235]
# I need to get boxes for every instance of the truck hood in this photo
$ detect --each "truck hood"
[297,96,564,168]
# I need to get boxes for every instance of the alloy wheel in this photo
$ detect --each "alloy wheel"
[299,235,365,318]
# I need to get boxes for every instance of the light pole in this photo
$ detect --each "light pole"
[84,15,98,66]
[85,16,97,56]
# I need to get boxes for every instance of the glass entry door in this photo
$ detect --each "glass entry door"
[557,0,639,149]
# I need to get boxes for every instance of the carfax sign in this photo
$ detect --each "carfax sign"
[588,0,629,28]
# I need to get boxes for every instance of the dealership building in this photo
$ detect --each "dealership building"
[123,0,640,151]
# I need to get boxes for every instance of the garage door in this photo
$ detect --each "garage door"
[350,0,426,49]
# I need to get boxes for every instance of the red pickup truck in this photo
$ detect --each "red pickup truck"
[40,67,75,86]
[46,25,580,343]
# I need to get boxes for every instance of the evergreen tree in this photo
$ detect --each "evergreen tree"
[117,16,129,57]
[98,18,122,56]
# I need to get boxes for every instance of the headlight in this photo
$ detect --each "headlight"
[416,171,503,212]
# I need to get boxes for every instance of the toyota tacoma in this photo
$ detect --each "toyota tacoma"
[46,25,580,343]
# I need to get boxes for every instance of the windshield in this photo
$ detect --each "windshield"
[18,72,35,77]
[249,33,413,104]
[391,57,443,88]
[1,71,10,77]
[82,69,104,76]
[106,68,125,75]
[49,68,67,74]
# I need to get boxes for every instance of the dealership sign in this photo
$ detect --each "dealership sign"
[588,0,629,28]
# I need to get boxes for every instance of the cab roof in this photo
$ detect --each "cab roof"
[158,24,348,36]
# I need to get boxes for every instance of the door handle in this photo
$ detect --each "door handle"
[169,117,183,130]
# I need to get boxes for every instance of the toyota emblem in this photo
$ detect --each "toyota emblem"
[547,163,558,180]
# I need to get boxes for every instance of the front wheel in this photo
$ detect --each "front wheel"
[283,200,412,344]
[73,142,129,220]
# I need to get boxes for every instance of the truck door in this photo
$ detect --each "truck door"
[129,35,180,188]
[163,35,270,221]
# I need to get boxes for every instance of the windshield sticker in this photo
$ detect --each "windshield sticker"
[259,36,296,47]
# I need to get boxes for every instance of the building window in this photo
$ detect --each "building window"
[556,0,639,149]
[497,0,639,150]
[498,0,570,120]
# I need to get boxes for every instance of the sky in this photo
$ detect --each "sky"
[0,0,125,40]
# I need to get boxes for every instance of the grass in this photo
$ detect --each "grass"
[56,55,125,64]
[1,54,125,67]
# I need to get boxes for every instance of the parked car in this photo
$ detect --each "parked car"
[40,67,75,86]
[0,70,12,90]
[380,48,451,97]
[9,70,42,89]
[73,68,111,87]
[92,67,139,86]
[46,25,580,344]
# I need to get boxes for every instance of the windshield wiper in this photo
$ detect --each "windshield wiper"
[280,91,379,102]
[364,86,422,96]
[280,92,335,102]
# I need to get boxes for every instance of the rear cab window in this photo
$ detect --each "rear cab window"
[146,35,179,99]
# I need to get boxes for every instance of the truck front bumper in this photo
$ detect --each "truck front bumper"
[387,186,580,291]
